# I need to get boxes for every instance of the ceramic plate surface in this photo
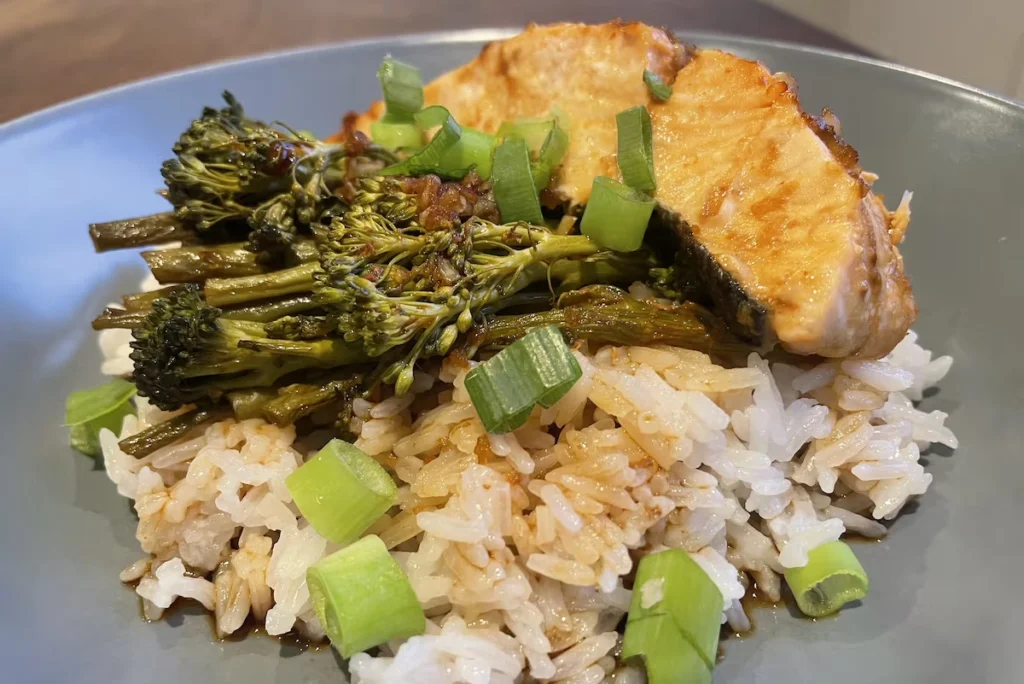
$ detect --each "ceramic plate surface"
[1,29,1021,684]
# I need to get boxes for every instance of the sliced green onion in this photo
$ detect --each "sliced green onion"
[491,137,544,224]
[465,325,581,433]
[307,535,425,657]
[643,69,673,102]
[531,121,569,190]
[65,379,137,458]
[616,105,656,193]
[377,57,424,121]
[521,325,581,408]
[414,104,450,130]
[580,176,656,252]
[550,105,571,133]
[439,127,496,179]
[380,106,463,178]
[370,119,422,150]
[496,117,556,150]
[285,439,397,545]
[622,614,711,684]
[624,549,723,671]
[496,117,569,190]
[784,541,870,617]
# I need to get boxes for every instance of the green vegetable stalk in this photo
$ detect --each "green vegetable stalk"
[475,285,742,353]
[117,404,231,457]
[142,240,317,283]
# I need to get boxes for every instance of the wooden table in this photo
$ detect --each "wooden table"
[0,0,861,123]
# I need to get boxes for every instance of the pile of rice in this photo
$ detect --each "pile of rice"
[97,289,956,683]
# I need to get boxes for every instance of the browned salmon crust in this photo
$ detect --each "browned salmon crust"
[347,22,917,359]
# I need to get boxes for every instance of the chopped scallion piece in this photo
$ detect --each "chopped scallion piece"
[376,57,424,121]
[496,117,569,190]
[784,541,870,617]
[380,106,463,178]
[520,325,581,408]
[496,117,556,151]
[550,105,571,131]
[580,176,656,252]
[621,614,711,684]
[285,439,397,544]
[439,127,496,179]
[370,119,422,150]
[616,105,656,193]
[65,379,137,458]
[414,104,450,130]
[643,69,673,102]
[307,535,425,657]
[531,121,569,190]
[623,549,723,671]
[465,325,581,433]
[491,137,544,224]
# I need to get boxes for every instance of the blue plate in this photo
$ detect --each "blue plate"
[0,29,1021,684]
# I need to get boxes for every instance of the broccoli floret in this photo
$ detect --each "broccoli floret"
[104,187,656,404]
[315,207,653,393]
[89,93,399,259]
[129,284,366,410]
[161,92,315,233]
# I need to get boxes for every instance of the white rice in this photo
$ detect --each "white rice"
[99,324,956,683]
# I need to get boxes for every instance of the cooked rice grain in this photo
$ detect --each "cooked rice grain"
[100,329,956,683]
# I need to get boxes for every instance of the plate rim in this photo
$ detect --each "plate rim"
[0,22,1018,684]
[2,26,1021,139]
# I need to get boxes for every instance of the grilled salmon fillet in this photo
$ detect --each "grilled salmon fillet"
[348,22,917,358]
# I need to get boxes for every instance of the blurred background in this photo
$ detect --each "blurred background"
[762,0,1024,100]
[1,0,1021,123]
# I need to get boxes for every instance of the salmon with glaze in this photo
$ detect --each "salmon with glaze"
[347,21,917,358]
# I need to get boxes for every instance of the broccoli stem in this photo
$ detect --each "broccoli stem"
[144,243,263,282]
[465,227,651,298]
[96,286,190,329]
[92,307,148,330]
[478,287,744,354]
[111,291,322,326]
[259,375,364,426]
[118,404,232,457]
[539,252,652,293]
[225,375,362,426]
[123,287,183,312]
[226,388,279,420]
[323,219,659,391]
[178,319,366,379]
[220,295,321,322]
[89,212,199,252]
[167,358,344,406]
[143,241,318,283]
[235,335,367,363]
[205,262,321,307]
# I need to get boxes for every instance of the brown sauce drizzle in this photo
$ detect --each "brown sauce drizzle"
[128,582,325,651]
